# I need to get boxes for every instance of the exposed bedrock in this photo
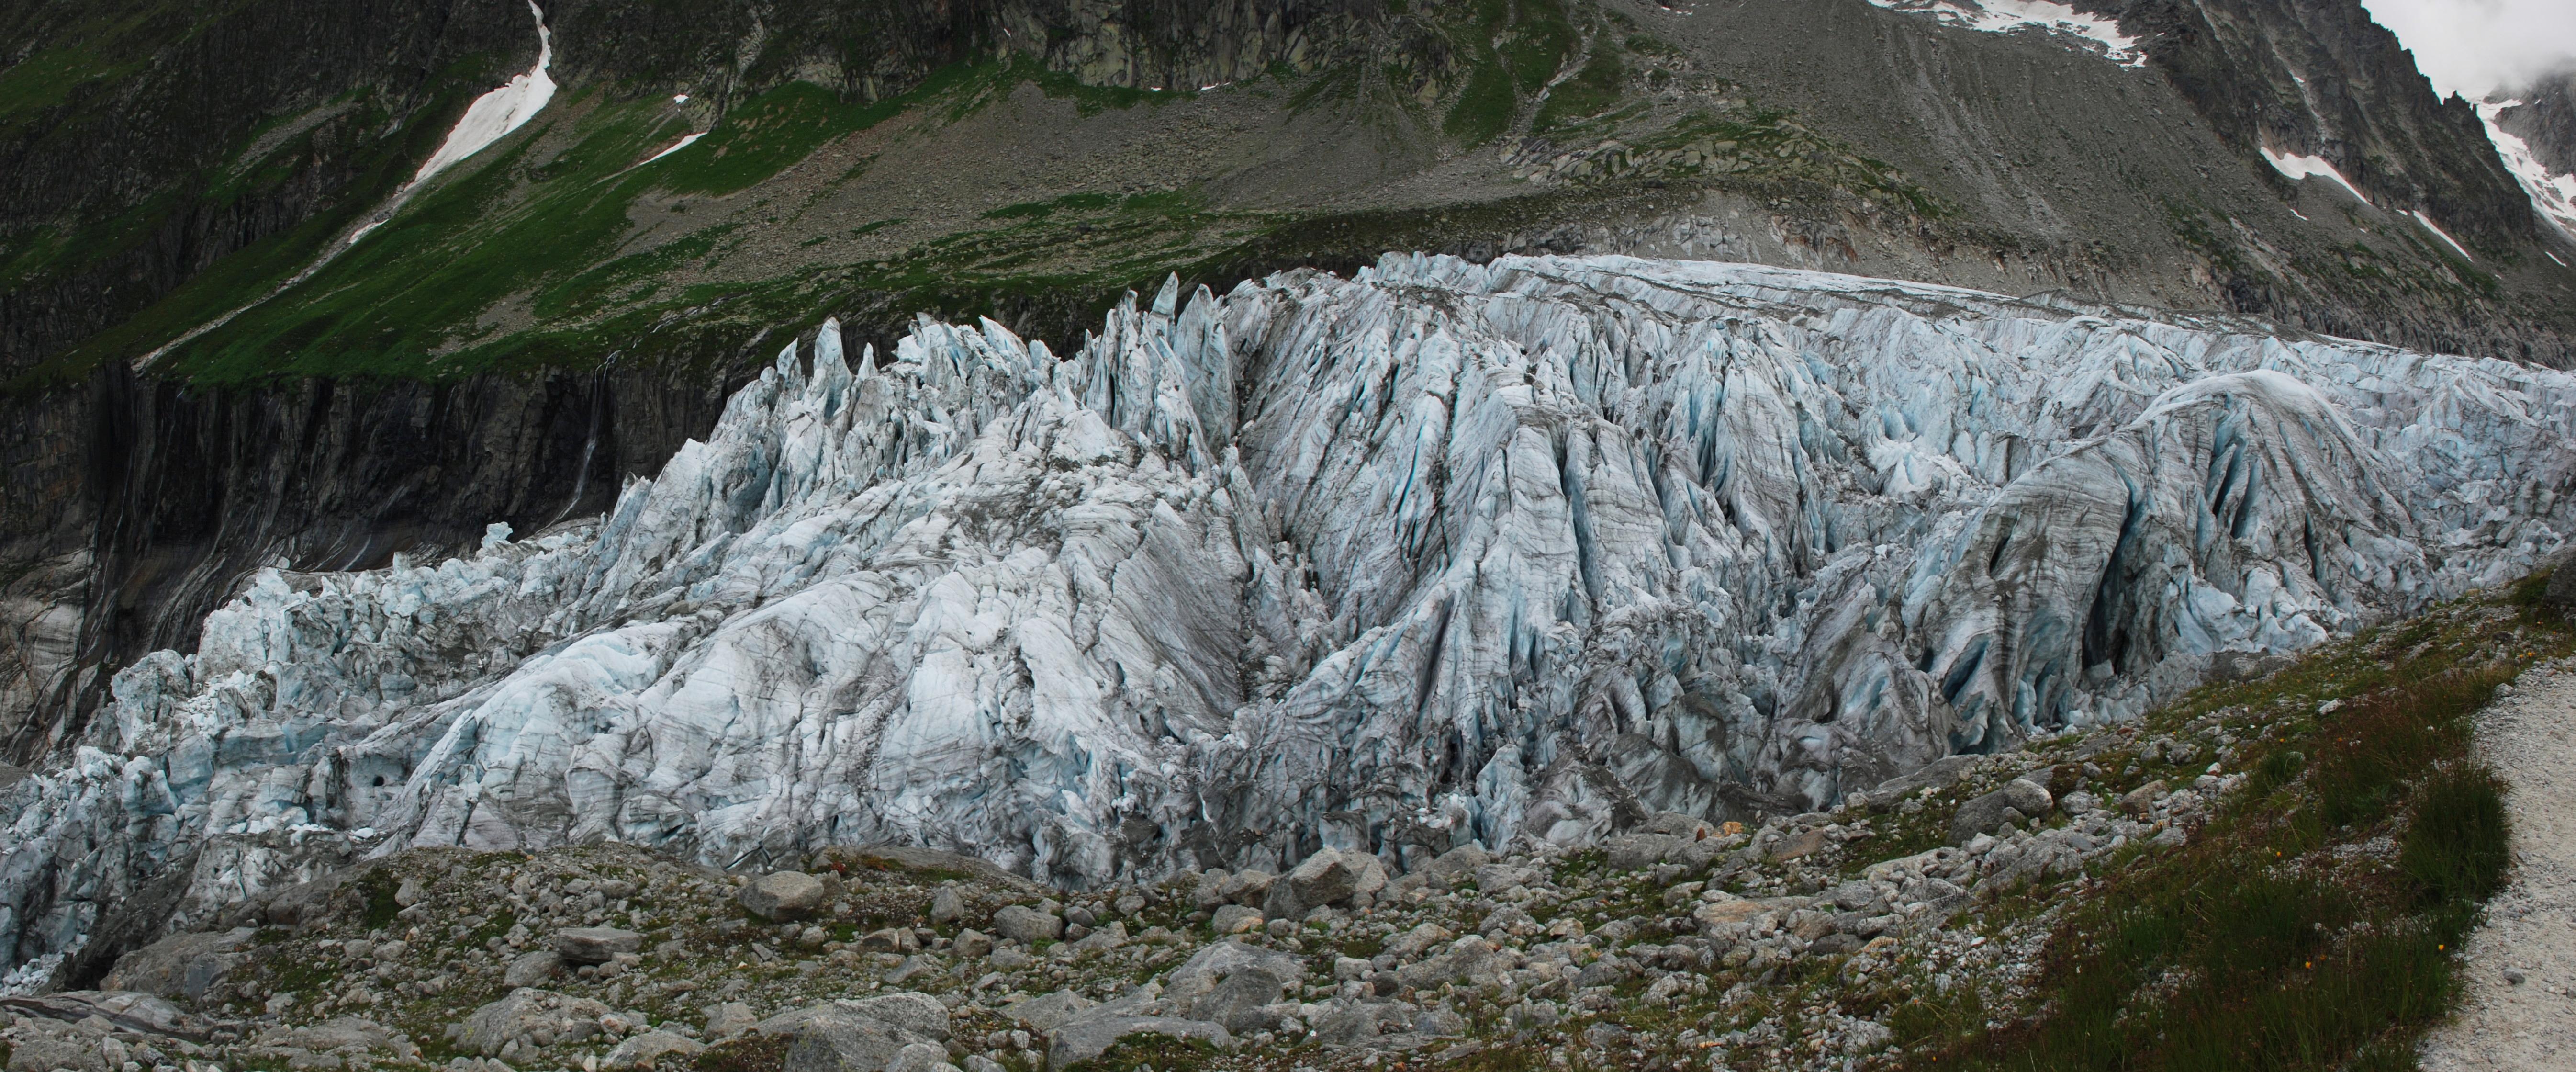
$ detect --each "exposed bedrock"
[0,363,740,767]
[4,253,2571,982]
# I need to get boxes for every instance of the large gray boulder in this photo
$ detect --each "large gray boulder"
[991,904,1063,943]
[100,927,255,1000]
[1263,849,1388,918]
[1163,939,1305,1000]
[504,949,564,987]
[1004,990,1099,1032]
[1043,1016,1232,1070]
[1395,936,1512,990]
[740,871,829,920]
[782,1015,932,1072]
[842,992,951,1039]
[605,1030,706,1069]
[456,989,611,1057]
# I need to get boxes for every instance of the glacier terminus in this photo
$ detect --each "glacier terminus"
[5,254,2572,979]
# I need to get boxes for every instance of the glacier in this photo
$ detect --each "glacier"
[8,253,2575,976]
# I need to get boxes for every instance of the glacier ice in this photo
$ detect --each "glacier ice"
[9,253,2576,974]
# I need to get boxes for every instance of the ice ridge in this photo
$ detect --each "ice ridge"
[6,254,2573,976]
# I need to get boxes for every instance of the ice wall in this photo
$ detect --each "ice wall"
[7,254,2572,973]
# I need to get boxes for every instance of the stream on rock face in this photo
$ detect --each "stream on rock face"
[5,252,2573,982]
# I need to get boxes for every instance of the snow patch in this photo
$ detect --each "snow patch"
[2410,210,2475,260]
[407,1,557,188]
[2475,99,2576,240]
[640,131,707,166]
[2261,147,2372,206]
[1865,0,2144,67]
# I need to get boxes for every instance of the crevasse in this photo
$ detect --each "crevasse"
[6,254,2572,976]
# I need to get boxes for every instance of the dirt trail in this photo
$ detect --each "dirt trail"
[2419,657,2576,1070]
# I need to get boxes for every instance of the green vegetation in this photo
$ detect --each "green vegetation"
[1907,573,2566,1072]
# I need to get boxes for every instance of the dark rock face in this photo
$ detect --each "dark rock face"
[2096,0,2536,246]
[0,0,542,377]
[2499,72,2576,177]
[0,362,738,764]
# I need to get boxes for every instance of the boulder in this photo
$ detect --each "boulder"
[1470,862,1540,891]
[554,926,644,965]
[843,992,952,1039]
[861,927,921,954]
[1395,936,1511,990]
[992,904,1063,943]
[457,989,612,1057]
[2544,555,2576,611]
[605,1030,706,1069]
[740,871,829,920]
[242,1016,419,1062]
[781,1013,935,1072]
[884,1041,959,1072]
[2117,780,2170,816]
[1422,845,1491,880]
[929,886,963,923]
[1164,939,1305,1001]
[1264,848,1387,918]
[504,950,564,986]
[1004,990,1100,1031]
[1950,778,2055,844]
[1218,869,1274,906]
[1184,964,1293,1033]
[1043,1016,1232,1070]
[1386,922,1454,959]
[1605,833,1681,872]
[1210,904,1264,934]
[101,927,255,1000]
[952,928,996,958]
[706,1001,760,1040]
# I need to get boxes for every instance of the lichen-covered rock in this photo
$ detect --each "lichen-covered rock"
[456,989,611,1057]
[605,1030,706,1069]
[100,927,254,1000]
[503,950,563,986]
[553,925,643,964]
[991,904,1063,944]
[1043,1015,1232,1071]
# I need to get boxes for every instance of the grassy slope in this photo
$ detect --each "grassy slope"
[4,0,1976,387]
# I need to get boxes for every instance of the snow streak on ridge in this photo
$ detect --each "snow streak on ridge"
[2261,147,2373,205]
[1864,0,2145,67]
[2476,99,2576,240]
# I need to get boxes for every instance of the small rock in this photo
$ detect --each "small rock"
[2118,781,2170,816]
[930,886,963,923]
[952,928,995,958]
[1210,904,1265,934]
[2505,968,2528,985]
